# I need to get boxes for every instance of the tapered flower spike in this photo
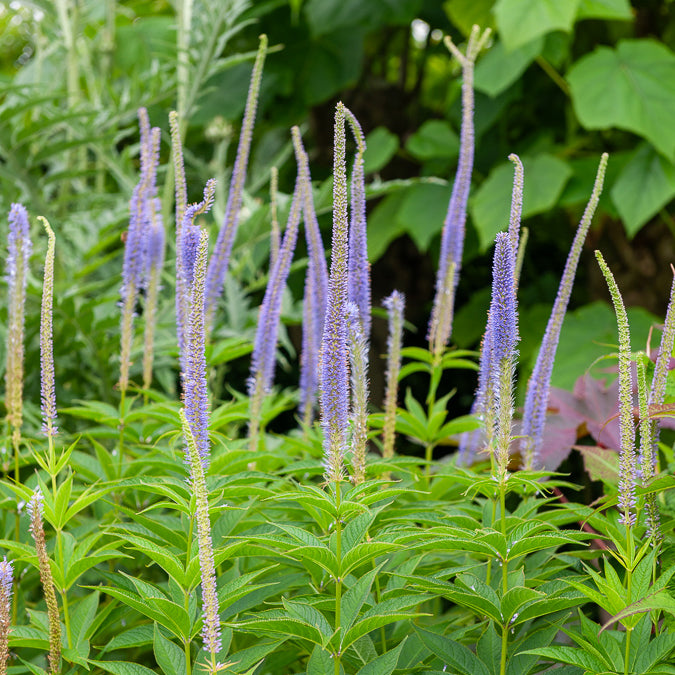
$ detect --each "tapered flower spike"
[6,203,31,445]
[637,357,661,542]
[321,102,350,484]
[595,251,637,528]
[28,489,61,674]
[382,291,405,473]
[182,227,211,469]
[37,217,57,437]
[347,303,369,485]
[177,180,217,375]
[490,232,519,481]
[0,557,12,675]
[269,166,280,271]
[295,129,329,424]
[521,154,608,469]
[179,408,221,664]
[428,25,491,354]
[458,155,523,465]
[345,110,371,338]
[248,157,302,452]
[205,34,268,329]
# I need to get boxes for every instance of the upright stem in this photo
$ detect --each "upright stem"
[334,484,342,675]
[499,478,508,675]
[117,388,126,476]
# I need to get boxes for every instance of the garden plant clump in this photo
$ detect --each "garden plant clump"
[2,3,675,675]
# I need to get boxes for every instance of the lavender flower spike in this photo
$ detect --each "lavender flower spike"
[321,103,351,484]
[182,228,211,469]
[0,557,13,674]
[269,166,281,271]
[28,489,61,674]
[6,203,32,444]
[296,130,329,424]
[382,291,405,472]
[205,34,268,328]
[347,303,369,485]
[428,25,491,355]
[248,149,302,452]
[38,217,57,437]
[345,110,371,338]
[180,409,221,666]
[595,251,637,528]
[521,154,608,469]
[490,232,519,481]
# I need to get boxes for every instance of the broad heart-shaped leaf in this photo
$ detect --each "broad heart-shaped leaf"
[474,37,543,97]
[415,626,491,675]
[576,0,632,20]
[494,0,580,51]
[470,154,572,251]
[567,39,675,160]
[364,126,399,174]
[153,625,186,675]
[611,143,675,237]
[406,120,459,161]
[397,182,453,253]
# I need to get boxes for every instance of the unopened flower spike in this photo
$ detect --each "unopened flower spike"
[28,489,61,674]
[382,291,405,475]
[521,153,608,469]
[345,109,371,339]
[595,250,637,528]
[205,34,268,328]
[507,154,523,262]
[347,303,369,485]
[182,228,211,469]
[177,179,217,374]
[428,25,490,354]
[295,129,329,424]
[490,232,518,481]
[0,556,13,674]
[179,408,221,666]
[321,102,350,484]
[6,203,32,447]
[248,151,302,452]
[38,217,57,437]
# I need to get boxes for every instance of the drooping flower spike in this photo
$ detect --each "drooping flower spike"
[595,251,637,528]
[428,25,491,357]
[382,291,405,471]
[38,217,57,437]
[521,153,608,469]
[321,102,351,484]
[347,303,369,485]
[205,34,268,328]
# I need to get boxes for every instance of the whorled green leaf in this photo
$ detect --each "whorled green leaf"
[415,626,491,675]
[153,625,186,675]
[567,40,675,160]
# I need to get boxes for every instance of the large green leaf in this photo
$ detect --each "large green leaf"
[354,640,405,675]
[494,0,580,51]
[610,143,675,236]
[89,662,158,675]
[470,154,572,251]
[567,40,675,160]
[153,625,186,675]
[406,120,459,161]
[364,127,399,174]
[444,0,496,36]
[474,37,543,97]
[416,627,491,675]
[576,0,632,20]
[396,182,453,253]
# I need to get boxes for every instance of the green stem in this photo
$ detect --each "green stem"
[624,524,633,675]
[118,388,126,477]
[500,622,509,675]
[372,561,386,652]
[334,484,342,675]
[499,479,508,675]
[185,512,195,675]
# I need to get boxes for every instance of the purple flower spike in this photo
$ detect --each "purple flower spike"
[0,556,13,672]
[382,291,405,470]
[321,103,351,484]
[6,203,32,440]
[429,26,491,354]
[205,35,268,329]
[347,302,369,485]
[345,110,371,338]
[521,154,608,469]
[38,217,57,437]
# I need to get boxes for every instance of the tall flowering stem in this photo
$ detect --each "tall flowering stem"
[180,409,221,671]
[247,138,302,452]
[0,557,12,675]
[6,204,31,456]
[347,304,369,485]
[269,166,280,271]
[382,291,405,475]
[321,102,350,485]
[490,233,519,483]
[428,25,491,356]
[595,251,637,532]
[205,34,268,328]
[296,131,329,426]
[345,110,370,338]
[521,154,608,468]
[28,490,61,674]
